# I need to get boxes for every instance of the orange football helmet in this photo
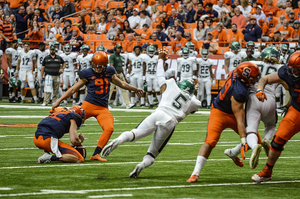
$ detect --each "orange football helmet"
[288,52,300,80]
[236,62,260,86]
[92,51,108,73]
[69,105,86,119]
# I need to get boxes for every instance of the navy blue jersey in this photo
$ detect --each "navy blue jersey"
[213,69,249,114]
[35,110,82,139]
[278,66,300,111]
[79,66,116,107]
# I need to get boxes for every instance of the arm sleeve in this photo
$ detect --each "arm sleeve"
[156,59,166,87]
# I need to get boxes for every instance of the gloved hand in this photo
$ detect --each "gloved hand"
[256,89,267,102]
[278,106,288,117]
[126,74,130,84]
[240,137,248,160]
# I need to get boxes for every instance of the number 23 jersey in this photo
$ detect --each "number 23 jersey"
[79,66,116,107]
[158,78,201,123]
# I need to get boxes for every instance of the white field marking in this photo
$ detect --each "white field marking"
[0,180,299,197]
[0,188,11,190]
[88,194,133,198]
[1,156,300,170]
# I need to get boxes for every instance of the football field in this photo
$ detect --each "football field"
[1,102,300,198]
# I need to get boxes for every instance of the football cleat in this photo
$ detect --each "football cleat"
[101,138,121,158]
[250,144,262,169]
[129,163,143,178]
[37,152,52,164]
[90,154,107,161]
[186,174,198,183]
[252,165,272,183]
[224,149,244,167]
[261,139,270,157]
[126,103,135,109]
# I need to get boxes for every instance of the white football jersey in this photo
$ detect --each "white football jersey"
[144,55,158,75]
[128,53,146,74]
[77,53,93,71]
[34,49,48,70]
[279,53,289,64]
[177,57,197,81]
[196,58,214,78]
[250,61,282,95]
[158,78,201,122]
[0,50,3,60]
[224,51,243,72]
[6,48,19,66]
[60,53,77,72]
[18,50,36,70]
[240,50,261,60]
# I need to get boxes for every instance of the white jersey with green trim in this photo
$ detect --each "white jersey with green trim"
[5,48,19,67]
[157,78,201,123]
[18,50,36,70]
[34,49,48,70]
[177,57,197,81]
[128,53,146,74]
[144,55,158,75]
[224,51,242,72]
[77,53,93,71]
[60,52,77,72]
[196,58,214,78]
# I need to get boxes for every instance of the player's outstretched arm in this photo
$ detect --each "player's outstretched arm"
[157,48,169,93]
[111,75,144,97]
[52,79,87,109]
[257,72,283,91]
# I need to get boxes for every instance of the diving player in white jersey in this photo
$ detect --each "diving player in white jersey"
[127,45,146,107]
[224,41,243,74]
[101,48,201,178]
[60,44,78,105]
[240,41,261,61]
[225,46,282,169]
[34,42,48,102]
[6,40,20,103]
[145,45,161,108]
[15,42,38,104]
[76,44,93,105]
[196,49,215,108]
[177,47,197,82]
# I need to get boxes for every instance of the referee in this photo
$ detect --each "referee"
[40,44,66,106]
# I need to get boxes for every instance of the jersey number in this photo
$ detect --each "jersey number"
[39,57,43,65]
[22,58,29,65]
[182,64,190,72]
[233,60,240,68]
[200,66,209,75]
[133,61,141,69]
[147,63,156,73]
[94,78,109,94]
[81,62,88,69]
[219,72,235,100]
[172,93,187,109]
[49,110,69,121]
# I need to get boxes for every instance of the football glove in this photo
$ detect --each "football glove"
[278,106,288,117]
[240,137,248,160]
[256,89,267,102]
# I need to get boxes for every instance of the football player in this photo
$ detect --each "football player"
[17,38,23,51]
[224,41,242,75]
[60,44,78,105]
[76,45,93,105]
[34,105,86,163]
[252,51,300,183]
[52,51,144,161]
[279,44,290,64]
[225,46,282,169]
[196,49,215,108]
[15,42,38,104]
[101,48,201,178]
[178,42,198,58]
[177,47,197,82]
[46,41,63,55]
[127,45,146,107]
[187,62,260,183]
[145,45,161,108]
[240,41,261,61]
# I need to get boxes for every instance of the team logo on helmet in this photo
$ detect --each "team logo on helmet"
[177,79,195,95]
[182,47,190,59]
[236,62,260,86]
[185,42,195,52]
[147,45,156,57]
[92,51,108,73]
[231,41,241,53]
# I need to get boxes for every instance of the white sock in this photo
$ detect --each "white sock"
[80,94,85,103]
[9,93,12,98]
[141,154,155,168]
[12,92,15,97]
[21,96,25,100]
[148,94,153,105]
[118,131,134,144]
[247,133,258,150]
[141,97,145,105]
[33,96,37,101]
[231,144,242,157]
[276,101,280,108]
[191,156,207,176]
[131,97,135,104]
[207,94,211,106]
[157,94,161,103]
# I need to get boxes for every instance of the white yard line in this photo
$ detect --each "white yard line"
[0,188,11,190]
[88,194,133,198]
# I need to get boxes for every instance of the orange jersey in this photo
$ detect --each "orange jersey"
[94,13,101,24]
[267,18,278,28]
[171,37,187,53]
[8,0,26,8]
[148,39,162,49]
[262,5,281,15]
[163,2,179,15]
[140,29,153,40]
[227,30,244,42]
[124,40,136,53]
[83,14,91,24]
[250,7,256,15]
[276,25,295,39]
[81,0,95,11]
[291,28,300,39]
[95,0,106,10]
[211,29,227,46]
[294,8,300,20]
[105,22,112,32]
[260,23,270,36]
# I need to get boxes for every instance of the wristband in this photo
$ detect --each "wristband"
[256,89,263,93]
[241,137,246,145]
[0,69,3,74]
[192,75,197,80]
[15,70,19,74]
[35,68,38,73]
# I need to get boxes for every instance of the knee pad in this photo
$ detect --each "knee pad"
[28,81,35,89]
[21,81,26,89]
[270,135,287,152]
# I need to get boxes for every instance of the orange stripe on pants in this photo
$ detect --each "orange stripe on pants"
[81,101,114,149]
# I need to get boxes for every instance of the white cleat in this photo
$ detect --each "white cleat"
[224,149,244,167]
[37,152,52,164]
[41,103,47,106]
[61,100,68,106]
[101,139,121,158]
[261,139,270,157]
[126,103,135,109]
[250,144,262,169]
[129,163,143,178]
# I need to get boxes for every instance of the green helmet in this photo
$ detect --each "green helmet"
[52,41,60,50]
[63,43,72,54]
[81,44,90,51]
[201,49,209,61]
[185,42,195,51]
[280,44,288,55]
[182,47,190,59]
[147,45,156,57]
[96,45,105,52]
[178,79,195,95]
[17,38,23,45]
[246,41,255,49]
[9,76,21,87]
[230,41,241,53]
[261,45,280,64]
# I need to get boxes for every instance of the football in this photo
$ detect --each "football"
[74,144,86,159]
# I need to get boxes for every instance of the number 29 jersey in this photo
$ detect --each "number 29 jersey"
[158,78,201,123]
[79,66,116,107]
[6,48,19,67]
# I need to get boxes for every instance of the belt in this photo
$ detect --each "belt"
[200,76,209,78]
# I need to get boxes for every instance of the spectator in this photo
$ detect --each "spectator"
[228,4,236,18]
[125,2,134,19]
[213,0,230,18]
[39,0,50,21]
[277,0,287,9]
[140,24,152,39]
[167,25,176,40]
[151,5,160,23]
[95,0,106,10]
[186,3,196,23]
[43,24,55,44]
[237,0,252,17]
[94,7,101,23]
[15,6,29,39]
[97,15,106,34]
[193,20,208,41]
[231,7,247,29]
[138,10,151,28]
[115,8,126,27]
[148,33,162,49]
[51,20,63,42]
[276,19,295,39]
[266,12,278,28]
[160,20,168,33]
[253,5,266,24]
[178,5,187,20]
[174,19,184,35]
[124,33,136,52]
[140,4,150,17]
[114,33,127,50]
[242,16,262,42]
[10,14,16,29]
[211,22,227,47]
[64,28,84,52]
[182,0,190,13]
[232,0,240,7]
[74,15,86,33]
[205,18,215,39]
[107,18,121,40]
[0,0,10,16]
[201,31,219,54]
[191,0,199,11]
[184,31,199,52]
[294,1,300,20]
[205,3,218,22]
[194,2,206,21]
[273,31,289,48]
[123,19,135,34]
[291,20,300,41]
[128,8,141,29]
[263,0,281,16]
[168,8,184,26]
[51,4,64,22]
[62,0,75,16]
[155,24,169,46]
[288,11,297,27]
[275,15,286,30]
[62,25,71,39]
[86,16,98,34]
[81,8,91,24]
[135,34,145,47]
[9,0,25,15]
[0,15,13,52]
[164,0,179,15]
[220,11,231,29]
[156,0,164,12]
[171,31,187,54]
[259,18,270,41]
[28,21,43,49]
[228,23,244,43]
